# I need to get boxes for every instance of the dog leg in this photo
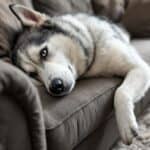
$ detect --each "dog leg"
[114,64,150,144]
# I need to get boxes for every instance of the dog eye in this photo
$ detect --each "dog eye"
[40,46,48,59]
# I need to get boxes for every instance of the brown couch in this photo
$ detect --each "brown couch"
[0,1,150,150]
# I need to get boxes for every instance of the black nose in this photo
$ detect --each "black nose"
[50,78,64,95]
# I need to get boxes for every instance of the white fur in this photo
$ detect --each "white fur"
[39,61,75,95]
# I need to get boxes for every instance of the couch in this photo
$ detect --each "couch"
[0,1,150,150]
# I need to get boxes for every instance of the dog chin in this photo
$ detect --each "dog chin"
[48,89,72,97]
[49,92,70,97]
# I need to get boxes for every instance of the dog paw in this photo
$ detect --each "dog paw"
[116,110,139,144]
[120,121,138,145]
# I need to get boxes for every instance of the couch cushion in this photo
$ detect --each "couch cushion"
[37,39,150,150]
[122,0,150,37]
[38,78,121,150]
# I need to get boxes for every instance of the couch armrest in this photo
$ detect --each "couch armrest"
[0,61,46,150]
[0,95,31,150]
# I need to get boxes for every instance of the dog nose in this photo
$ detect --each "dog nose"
[50,78,64,94]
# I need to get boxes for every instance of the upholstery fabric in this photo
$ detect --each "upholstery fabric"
[0,0,33,60]
[33,0,93,16]
[0,95,31,150]
[38,78,121,150]
[0,61,46,150]
[122,0,150,37]
[74,88,150,150]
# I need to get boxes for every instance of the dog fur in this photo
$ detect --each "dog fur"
[10,4,150,145]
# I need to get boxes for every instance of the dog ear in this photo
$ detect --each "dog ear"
[9,4,47,27]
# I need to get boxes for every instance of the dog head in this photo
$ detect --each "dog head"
[10,5,93,96]
[92,0,129,22]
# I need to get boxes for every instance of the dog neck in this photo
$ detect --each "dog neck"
[79,43,96,78]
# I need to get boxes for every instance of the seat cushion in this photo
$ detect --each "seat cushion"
[122,0,150,37]
[37,39,150,150]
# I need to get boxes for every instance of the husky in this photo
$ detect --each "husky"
[10,4,150,145]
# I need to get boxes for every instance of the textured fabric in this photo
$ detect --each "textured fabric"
[37,39,150,150]
[75,89,150,150]
[38,78,121,150]
[0,0,33,61]
[0,95,31,150]
[33,0,93,16]
[122,0,150,37]
[74,112,119,150]
[32,0,126,21]
[0,61,47,150]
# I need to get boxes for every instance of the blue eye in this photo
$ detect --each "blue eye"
[40,46,48,59]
